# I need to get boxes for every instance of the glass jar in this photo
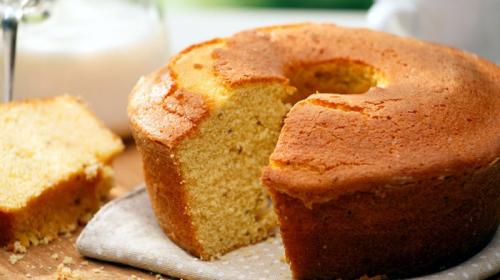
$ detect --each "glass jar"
[1,0,169,136]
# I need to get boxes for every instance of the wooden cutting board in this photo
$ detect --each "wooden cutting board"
[0,140,172,280]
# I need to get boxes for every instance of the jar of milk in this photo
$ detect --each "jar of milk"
[0,0,169,136]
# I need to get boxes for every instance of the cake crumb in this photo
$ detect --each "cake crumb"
[9,253,24,264]
[63,256,75,265]
[155,274,165,280]
[80,260,89,266]
[84,163,99,180]
[129,275,145,280]
[25,273,32,278]
[56,263,84,280]
[13,241,27,254]
[30,237,39,246]
[40,236,52,245]
[51,253,60,260]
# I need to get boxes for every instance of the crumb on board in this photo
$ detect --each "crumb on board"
[56,263,84,280]
[129,275,145,280]
[60,223,77,235]
[63,256,75,265]
[27,235,52,247]
[40,236,53,245]
[51,253,60,260]
[13,241,27,254]
[7,234,53,250]
[80,260,89,266]
[9,253,25,264]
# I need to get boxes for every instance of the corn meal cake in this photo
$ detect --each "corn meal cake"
[0,95,123,248]
[129,23,500,279]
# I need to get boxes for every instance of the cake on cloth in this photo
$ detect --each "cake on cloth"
[128,23,500,278]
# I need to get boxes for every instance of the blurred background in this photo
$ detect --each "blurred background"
[1,0,498,136]
[162,0,371,54]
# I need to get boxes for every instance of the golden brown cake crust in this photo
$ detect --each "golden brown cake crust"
[0,212,13,245]
[211,24,500,204]
[253,24,500,279]
[128,67,210,148]
[132,130,204,257]
[268,160,500,279]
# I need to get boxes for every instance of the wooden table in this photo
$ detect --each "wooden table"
[0,141,169,279]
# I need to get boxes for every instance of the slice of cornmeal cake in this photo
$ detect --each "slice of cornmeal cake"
[0,95,124,248]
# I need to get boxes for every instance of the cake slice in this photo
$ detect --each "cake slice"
[0,95,124,248]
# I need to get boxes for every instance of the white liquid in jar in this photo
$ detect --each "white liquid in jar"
[0,0,169,135]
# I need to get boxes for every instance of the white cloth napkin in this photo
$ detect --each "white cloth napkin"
[76,185,500,280]
[367,0,500,63]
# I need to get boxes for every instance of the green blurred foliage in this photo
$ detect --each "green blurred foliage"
[170,0,373,9]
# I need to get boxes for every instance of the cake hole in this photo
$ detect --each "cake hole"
[285,59,387,103]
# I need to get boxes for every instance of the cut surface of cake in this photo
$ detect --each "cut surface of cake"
[129,42,285,259]
[129,23,500,278]
[0,95,124,248]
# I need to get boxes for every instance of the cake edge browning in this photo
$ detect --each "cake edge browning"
[128,67,210,258]
[0,165,114,248]
[265,158,500,279]
[132,128,206,258]
[127,66,211,149]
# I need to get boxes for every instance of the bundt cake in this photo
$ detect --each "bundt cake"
[0,95,124,248]
[128,23,500,278]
